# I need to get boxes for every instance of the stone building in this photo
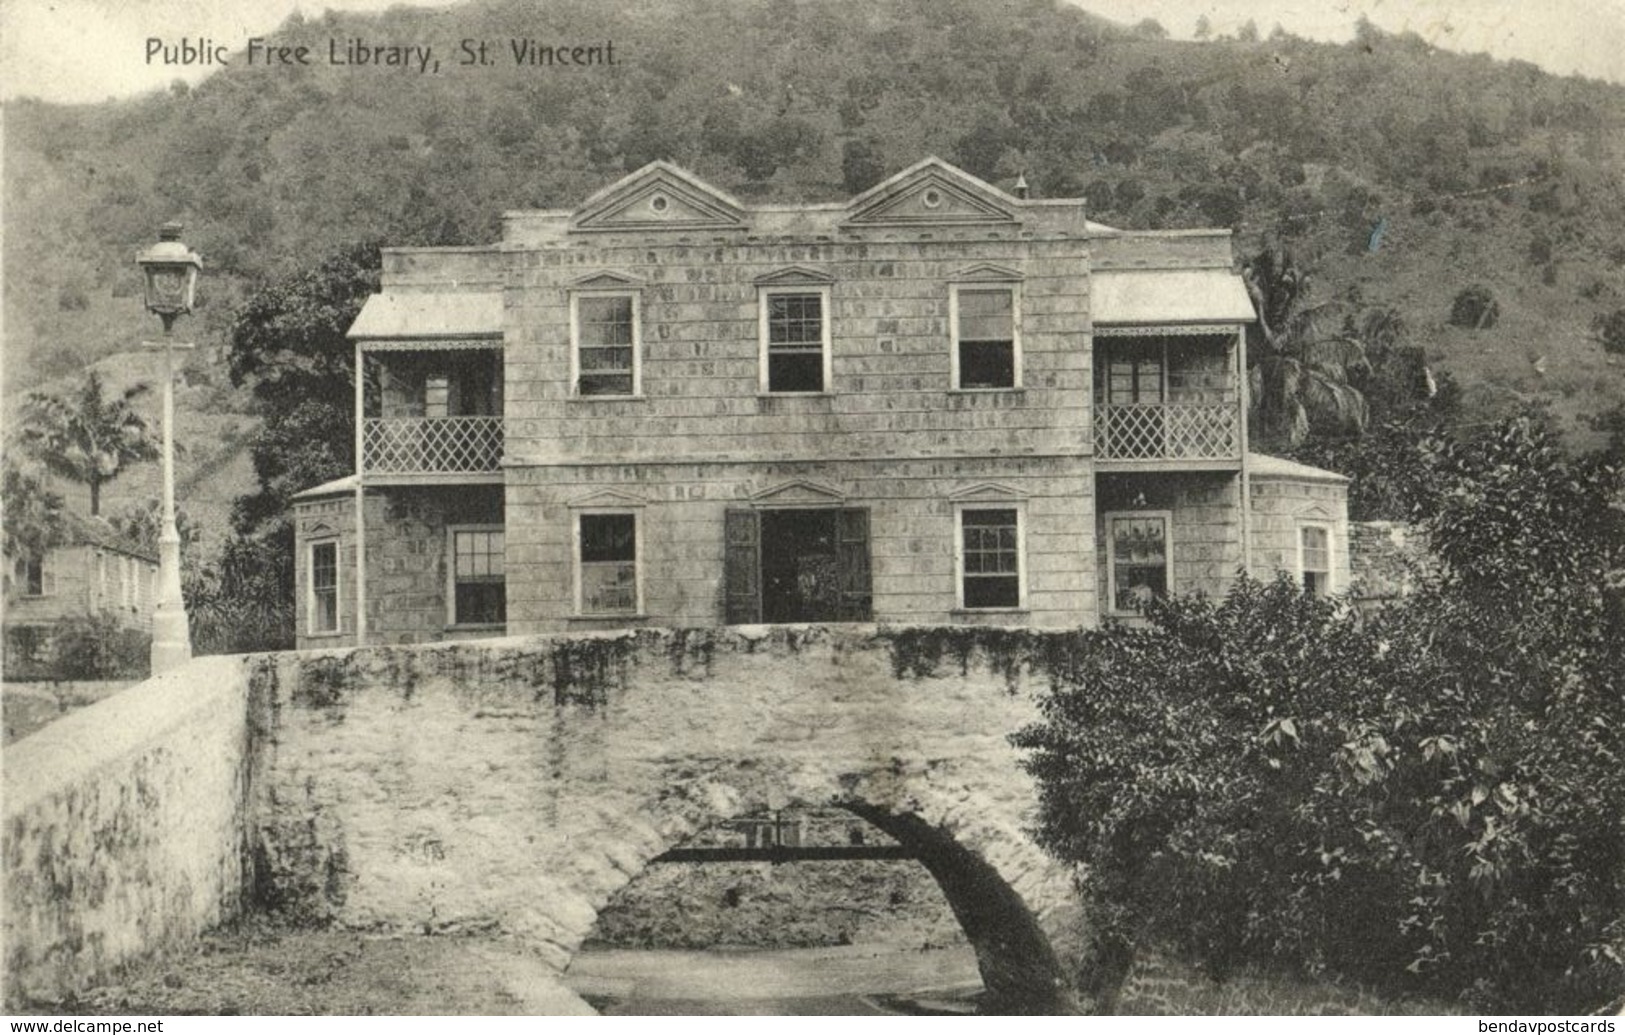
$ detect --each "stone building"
[4,510,160,665]
[291,158,1349,647]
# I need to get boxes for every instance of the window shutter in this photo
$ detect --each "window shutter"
[723,507,761,624]
[836,508,872,621]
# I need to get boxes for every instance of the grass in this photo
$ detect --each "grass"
[1116,950,1460,1016]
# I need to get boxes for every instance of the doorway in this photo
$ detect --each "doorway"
[724,507,871,623]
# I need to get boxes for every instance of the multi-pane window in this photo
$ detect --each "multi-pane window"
[960,508,1022,609]
[954,287,1017,389]
[1300,525,1332,596]
[578,513,638,614]
[1107,354,1164,404]
[451,529,506,625]
[310,541,339,634]
[761,290,828,393]
[1108,513,1170,612]
[574,293,639,396]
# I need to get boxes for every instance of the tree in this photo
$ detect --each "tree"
[1241,245,1370,448]
[17,371,159,516]
[2,459,66,560]
[1592,307,1625,355]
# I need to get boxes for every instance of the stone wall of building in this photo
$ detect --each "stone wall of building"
[5,546,157,634]
[293,486,504,649]
[1348,521,1429,608]
[507,457,1096,632]
[1094,471,1243,617]
[3,657,253,1002]
[1248,472,1352,592]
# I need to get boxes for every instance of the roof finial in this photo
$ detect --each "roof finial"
[1014,173,1030,200]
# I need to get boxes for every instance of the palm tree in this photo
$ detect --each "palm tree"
[1241,245,1371,449]
[17,370,159,516]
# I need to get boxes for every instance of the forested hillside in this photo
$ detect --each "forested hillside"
[6,0,1625,441]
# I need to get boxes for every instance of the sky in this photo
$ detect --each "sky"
[1,0,1623,104]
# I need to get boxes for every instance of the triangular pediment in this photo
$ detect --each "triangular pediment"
[302,520,338,537]
[1298,505,1335,521]
[844,157,1019,228]
[951,263,1024,282]
[749,479,846,505]
[949,482,1024,501]
[754,265,834,287]
[567,488,647,509]
[572,161,746,233]
[571,270,645,289]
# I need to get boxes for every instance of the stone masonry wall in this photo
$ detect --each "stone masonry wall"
[247,626,1101,1011]
[507,456,1096,631]
[3,657,253,1003]
[1248,474,1352,590]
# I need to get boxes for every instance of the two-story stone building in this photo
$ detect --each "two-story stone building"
[291,158,1349,647]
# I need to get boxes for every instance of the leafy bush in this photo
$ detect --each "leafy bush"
[48,612,151,681]
[1015,417,1625,1011]
[1594,308,1625,355]
[1449,284,1500,329]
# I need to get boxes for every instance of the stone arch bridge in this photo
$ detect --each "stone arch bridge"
[5,626,1118,1013]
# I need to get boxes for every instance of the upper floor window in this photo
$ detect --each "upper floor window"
[449,527,506,626]
[760,288,830,393]
[309,541,340,634]
[576,512,640,615]
[952,285,1020,389]
[572,292,640,397]
[1106,511,1171,613]
[958,506,1024,609]
[1299,524,1332,596]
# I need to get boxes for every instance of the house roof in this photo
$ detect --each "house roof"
[1092,269,1256,325]
[60,511,159,563]
[348,291,504,340]
[292,475,359,500]
[1248,453,1350,483]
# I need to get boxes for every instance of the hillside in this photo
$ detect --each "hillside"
[5,0,1625,451]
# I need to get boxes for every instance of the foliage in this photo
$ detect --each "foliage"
[1242,245,1370,448]
[16,371,158,516]
[2,459,67,560]
[1449,285,1500,329]
[185,528,297,655]
[47,612,151,680]
[1594,308,1625,356]
[1015,416,1625,1011]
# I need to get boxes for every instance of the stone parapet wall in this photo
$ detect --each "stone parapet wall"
[3,657,253,1003]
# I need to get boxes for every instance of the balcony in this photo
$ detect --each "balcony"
[1095,331,1242,467]
[1097,403,1239,461]
[363,416,504,476]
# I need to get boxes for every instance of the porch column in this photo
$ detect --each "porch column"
[354,340,368,646]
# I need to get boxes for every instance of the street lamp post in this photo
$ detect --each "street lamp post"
[137,223,202,675]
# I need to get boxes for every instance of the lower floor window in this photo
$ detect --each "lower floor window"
[960,507,1022,609]
[452,528,506,625]
[310,541,339,633]
[1108,512,1170,612]
[578,512,638,614]
[1300,524,1331,596]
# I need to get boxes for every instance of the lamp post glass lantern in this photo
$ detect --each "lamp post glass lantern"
[138,223,201,674]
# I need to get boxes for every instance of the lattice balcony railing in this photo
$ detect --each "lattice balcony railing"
[363,416,504,474]
[1097,404,1240,461]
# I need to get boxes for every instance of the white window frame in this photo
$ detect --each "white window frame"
[950,282,1022,390]
[1297,521,1335,596]
[954,501,1028,611]
[1104,509,1175,616]
[569,290,642,398]
[18,556,47,597]
[758,286,833,394]
[572,509,644,617]
[445,524,507,628]
[307,539,341,636]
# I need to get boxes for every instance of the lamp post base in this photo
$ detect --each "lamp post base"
[150,603,192,675]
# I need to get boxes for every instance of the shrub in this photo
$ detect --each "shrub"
[48,612,150,681]
[1449,284,1499,329]
[1594,308,1625,355]
[1015,417,1625,1012]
